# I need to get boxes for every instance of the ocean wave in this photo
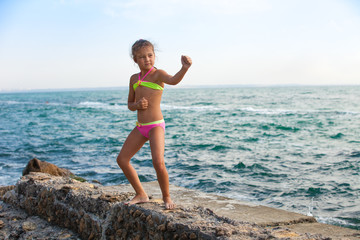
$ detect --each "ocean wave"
[330,133,345,139]
[349,151,360,158]
[161,104,220,111]
[0,100,39,105]
[0,100,21,105]
[0,100,69,107]
[237,107,359,116]
[238,107,297,115]
[78,101,127,111]
[162,104,360,116]
[317,216,360,230]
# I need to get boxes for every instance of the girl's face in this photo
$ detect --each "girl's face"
[134,46,155,70]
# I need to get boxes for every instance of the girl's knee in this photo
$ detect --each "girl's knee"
[117,155,128,169]
[153,160,167,173]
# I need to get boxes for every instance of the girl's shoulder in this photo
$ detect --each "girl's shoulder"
[153,68,169,80]
[154,68,167,75]
[129,73,138,84]
[130,72,139,79]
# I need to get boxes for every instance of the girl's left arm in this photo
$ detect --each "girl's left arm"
[161,55,192,85]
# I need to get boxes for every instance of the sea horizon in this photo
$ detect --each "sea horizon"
[1,83,360,94]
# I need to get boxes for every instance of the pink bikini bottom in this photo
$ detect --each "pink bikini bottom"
[136,119,165,138]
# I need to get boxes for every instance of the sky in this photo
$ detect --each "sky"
[0,0,360,91]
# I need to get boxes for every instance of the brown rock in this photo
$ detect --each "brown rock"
[189,232,197,239]
[215,226,231,237]
[0,220,4,229]
[157,223,166,232]
[100,194,122,202]
[0,185,15,198]
[140,213,147,220]
[22,221,36,231]
[147,219,154,228]
[79,218,85,233]
[167,222,176,232]
[133,209,142,217]
[58,233,72,239]
[273,229,301,238]
[179,232,188,240]
[22,158,73,177]
[152,214,161,224]
[116,229,122,236]
[88,231,95,240]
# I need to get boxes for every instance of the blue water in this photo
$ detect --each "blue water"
[0,86,359,230]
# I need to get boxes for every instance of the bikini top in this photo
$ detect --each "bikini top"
[133,67,164,91]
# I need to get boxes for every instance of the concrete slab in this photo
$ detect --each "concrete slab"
[108,182,316,226]
[286,223,360,240]
[106,181,360,239]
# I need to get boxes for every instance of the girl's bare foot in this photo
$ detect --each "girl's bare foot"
[125,194,149,205]
[164,196,176,210]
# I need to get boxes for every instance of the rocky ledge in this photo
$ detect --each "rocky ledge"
[0,160,360,239]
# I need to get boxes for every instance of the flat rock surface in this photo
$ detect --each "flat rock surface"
[110,181,360,239]
[1,174,360,240]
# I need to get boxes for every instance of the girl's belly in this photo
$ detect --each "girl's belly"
[137,106,163,123]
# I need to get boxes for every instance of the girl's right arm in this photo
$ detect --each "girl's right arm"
[127,76,148,111]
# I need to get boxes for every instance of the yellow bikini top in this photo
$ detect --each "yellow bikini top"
[133,67,164,91]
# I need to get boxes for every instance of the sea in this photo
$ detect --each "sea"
[0,85,359,230]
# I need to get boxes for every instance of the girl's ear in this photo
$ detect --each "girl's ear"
[133,57,137,63]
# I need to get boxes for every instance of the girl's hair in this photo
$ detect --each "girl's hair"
[131,39,155,60]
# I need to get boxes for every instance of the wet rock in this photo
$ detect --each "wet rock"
[22,158,73,177]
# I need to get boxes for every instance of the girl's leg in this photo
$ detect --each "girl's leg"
[117,127,149,204]
[148,127,175,209]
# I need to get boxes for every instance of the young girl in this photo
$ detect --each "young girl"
[117,39,192,210]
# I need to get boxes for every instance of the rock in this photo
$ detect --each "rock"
[189,232,197,239]
[22,221,36,231]
[0,186,15,199]
[0,200,81,239]
[167,221,176,231]
[157,223,166,232]
[2,162,360,240]
[22,158,73,177]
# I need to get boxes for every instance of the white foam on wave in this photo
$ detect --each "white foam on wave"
[161,104,221,111]
[0,173,18,186]
[239,107,296,115]
[0,100,68,107]
[0,100,33,105]
[160,104,360,116]
[239,107,360,115]
[317,216,357,228]
[78,101,127,111]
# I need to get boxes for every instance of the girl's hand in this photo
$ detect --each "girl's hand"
[137,97,148,109]
[181,55,192,70]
